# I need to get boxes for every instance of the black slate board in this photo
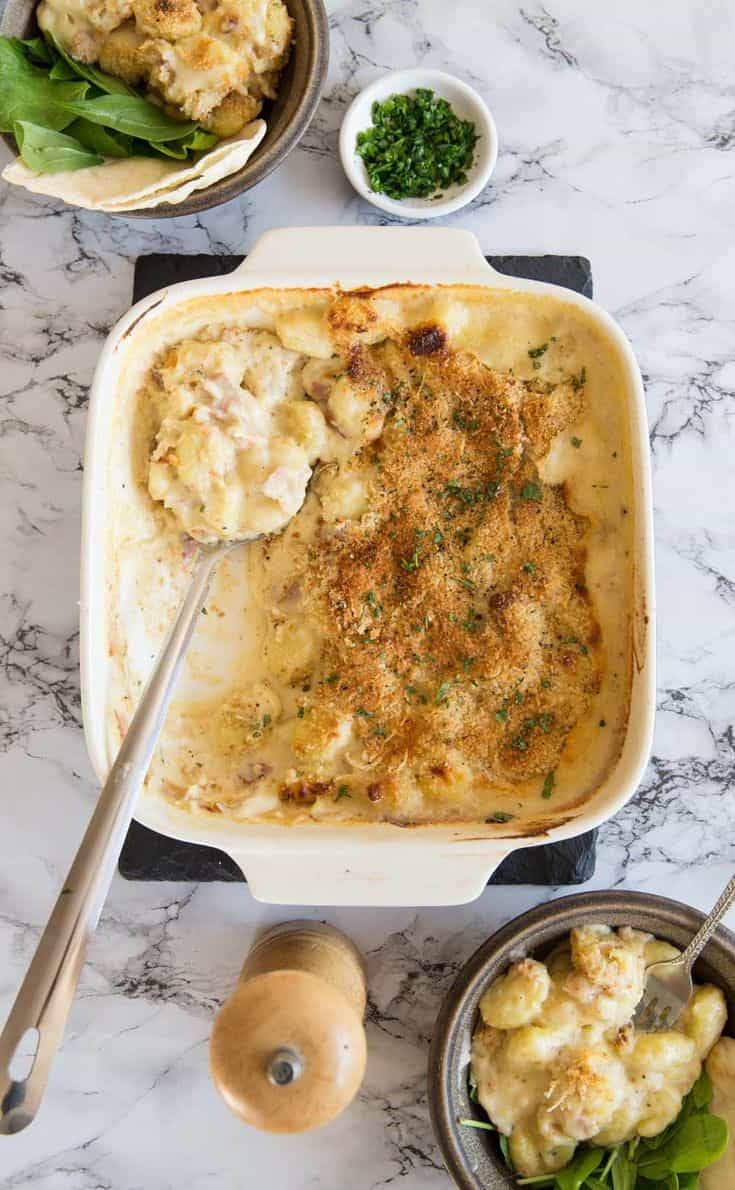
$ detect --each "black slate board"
[120,252,596,886]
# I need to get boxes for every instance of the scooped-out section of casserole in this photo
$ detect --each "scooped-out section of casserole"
[107,283,636,826]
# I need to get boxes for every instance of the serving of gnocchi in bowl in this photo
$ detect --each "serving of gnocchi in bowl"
[428,891,735,1189]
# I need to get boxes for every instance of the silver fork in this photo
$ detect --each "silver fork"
[634,873,735,1032]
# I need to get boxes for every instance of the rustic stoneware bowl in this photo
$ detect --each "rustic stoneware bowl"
[428,890,735,1190]
[0,0,328,217]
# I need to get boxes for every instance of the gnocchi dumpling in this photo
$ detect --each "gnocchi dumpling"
[508,1125,575,1177]
[504,1024,571,1069]
[281,400,327,463]
[637,1086,684,1137]
[317,469,369,523]
[265,618,316,684]
[292,706,352,762]
[542,1048,627,1140]
[628,1030,696,1073]
[275,306,334,359]
[479,959,551,1030]
[217,682,281,749]
[327,376,384,442]
[678,984,728,1057]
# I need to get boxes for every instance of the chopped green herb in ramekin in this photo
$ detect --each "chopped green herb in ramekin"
[355,88,478,201]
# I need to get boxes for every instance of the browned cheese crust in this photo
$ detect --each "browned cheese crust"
[277,315,600,809]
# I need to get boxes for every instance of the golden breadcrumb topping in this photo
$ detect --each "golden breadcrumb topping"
[276,328,600,810]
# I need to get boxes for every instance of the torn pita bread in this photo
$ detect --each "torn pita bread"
[2,120,266,212]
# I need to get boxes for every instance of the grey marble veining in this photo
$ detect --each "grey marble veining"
[1,0,734,1185]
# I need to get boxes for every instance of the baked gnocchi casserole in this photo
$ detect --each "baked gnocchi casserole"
[37,0,292,135]
[471,924,731,1181]
[109,283,636,825]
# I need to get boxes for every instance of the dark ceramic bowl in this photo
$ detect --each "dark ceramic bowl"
[428,891,735,1190]
[0,0,328,216]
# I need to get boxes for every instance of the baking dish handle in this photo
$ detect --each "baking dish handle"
[231,227,497,283]
[226,843,513,908]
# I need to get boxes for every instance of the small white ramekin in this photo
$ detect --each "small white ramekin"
[339,68,498,220]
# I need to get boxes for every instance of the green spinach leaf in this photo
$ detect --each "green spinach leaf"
[14,119,102,171]
[66,117,131,157]
[8,36,55,65]
[44,31,135,95]
[0,40,88,132]
[555,1148,604,1190]
[691,1071,713,1110]
[49,58,82,81]
[638,1112,728,1177]
[610,1147,637,1190]
[181,127,219,151]
[60,94,197,141]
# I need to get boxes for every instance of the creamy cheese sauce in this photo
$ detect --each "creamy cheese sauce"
[106,285,637,826]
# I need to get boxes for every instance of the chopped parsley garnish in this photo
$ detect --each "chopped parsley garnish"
[541,771,555,799]
[561,634,589,655]
[512,712,555,751]
[487,811,515,823]
[569,365,587,392]
[355,88,478,201]
[435,681,453,706]
[452,409,480,432]
[513,690,523,705]
[571,436,583,448]
[355,707,373,718]
[461,608,482,633]
[495,708,509,724]
[523,561,536,574]
[443,479,500,507]
[520,482,542,502]
[528,342,549,369]
[400,545,422,572]
[250,713,272,738]
[334,785,351,801]
[433,528,445,546]
[364,590,382,618]
[296,705,305,718]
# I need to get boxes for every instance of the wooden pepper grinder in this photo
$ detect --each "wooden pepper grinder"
[209,921,367,1133]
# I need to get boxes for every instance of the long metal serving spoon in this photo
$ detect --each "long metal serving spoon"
[0,539,241,1135]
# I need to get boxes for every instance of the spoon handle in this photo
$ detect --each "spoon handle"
[681,873,735,974]
[0,546,224,1135]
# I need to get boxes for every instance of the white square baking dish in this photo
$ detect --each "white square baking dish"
[80,227,655,906]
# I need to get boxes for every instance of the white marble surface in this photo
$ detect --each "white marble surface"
[1,0,735,1185]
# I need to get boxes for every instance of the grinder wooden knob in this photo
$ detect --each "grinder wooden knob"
[209,922,367,1133]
